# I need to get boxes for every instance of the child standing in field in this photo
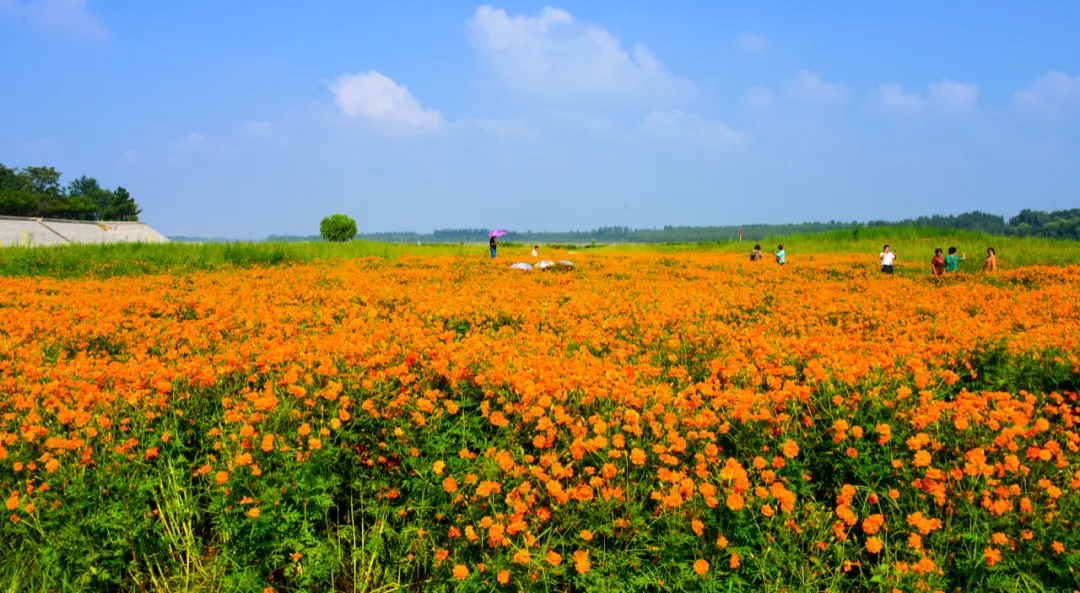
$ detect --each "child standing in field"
[489,235,497,259]
[774,244,786,265]
[983,247,997,272]
[944,247,965,273]
[879,244,897,274]
[750,244,763,261]
[931,248,945,276]
[531,245,538,257]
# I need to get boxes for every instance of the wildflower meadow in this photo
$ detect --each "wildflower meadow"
[1,247,1078,592]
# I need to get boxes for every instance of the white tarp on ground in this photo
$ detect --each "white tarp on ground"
[0,216,169,246]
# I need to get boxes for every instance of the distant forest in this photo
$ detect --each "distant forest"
[258,208,1080,244]
[0,163,142,222]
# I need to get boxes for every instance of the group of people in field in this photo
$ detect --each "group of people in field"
[748,244,785,265]
[878,244,997,275]
[747,241,998,275]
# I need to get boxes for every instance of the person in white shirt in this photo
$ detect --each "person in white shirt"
[531,245,538,257]
[879,244,897,274]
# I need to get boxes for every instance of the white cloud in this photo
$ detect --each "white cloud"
[876,84,923,110]
[238,120,274,138]
[874,79,977,111]
[1014,70,1080,113]
[467,5,695,103]
[174,133,204,149]
[927,79,978,109]
[784,69,851,104]
[638,111,749,148]
[736,32,769,54]
[329,70,444,130]
[741,85,775,111]
[459,117,537,141]
[119,148,138,166]
[0,0,107,40]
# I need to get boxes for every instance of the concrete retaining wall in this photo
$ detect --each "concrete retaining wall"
[0,216,169,246]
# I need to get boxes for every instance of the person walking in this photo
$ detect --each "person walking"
[774,244,786,265]
[489,235,497,259]
[931,248,945,276]
[879,244,897,274]
[983,247,997,272]
[750,244,763,261]
[944,247,965,273]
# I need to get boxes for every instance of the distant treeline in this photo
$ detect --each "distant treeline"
[182,209,1080,244]
[258,209,1075,244]
[0,163,142,221]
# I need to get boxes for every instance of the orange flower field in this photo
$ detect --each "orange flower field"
[1,251,1079,592]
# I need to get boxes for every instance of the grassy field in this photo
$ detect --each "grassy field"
[1,235,1079,592]
[1,227,1078,279]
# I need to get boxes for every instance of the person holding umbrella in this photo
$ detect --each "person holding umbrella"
[489,229,505,259]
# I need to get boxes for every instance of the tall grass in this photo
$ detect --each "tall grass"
[619,227,1080,269]
[0,240,479,279]
[1,227,1077,279]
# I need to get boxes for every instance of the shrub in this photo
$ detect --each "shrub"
[319,214,357,243]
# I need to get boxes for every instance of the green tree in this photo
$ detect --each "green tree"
[101,186,141,221]
[67,175,115,220]
[0,189,38,216]
[0,163,19,191]
[44,195,96,219]
[320,214,358,242]
[18,166,63,196]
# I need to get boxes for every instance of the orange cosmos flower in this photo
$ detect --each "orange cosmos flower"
[862,514,885,535]
[908,533,922,550]
[866,537,883,554]
[497,570,510,584]
[442,477,458,493]
[693,559,709,575]
[573,550,590,573]
[782,440,799,458]
[726,493,745,511]
[452,565,469,580]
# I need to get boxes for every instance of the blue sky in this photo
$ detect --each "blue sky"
[2,0,1078,238]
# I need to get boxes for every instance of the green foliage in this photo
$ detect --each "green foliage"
[0,162,142,221]
[1009,208,1080,240]
[3,231,1080,280]
[332,209,1080,244]
[319,214,358,243]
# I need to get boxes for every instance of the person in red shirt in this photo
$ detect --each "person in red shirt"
[931,248,945,276]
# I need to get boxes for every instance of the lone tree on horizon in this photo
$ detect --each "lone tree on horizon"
[320,214,357,243]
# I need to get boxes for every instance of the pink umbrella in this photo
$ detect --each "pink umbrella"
[489,229,507,237]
